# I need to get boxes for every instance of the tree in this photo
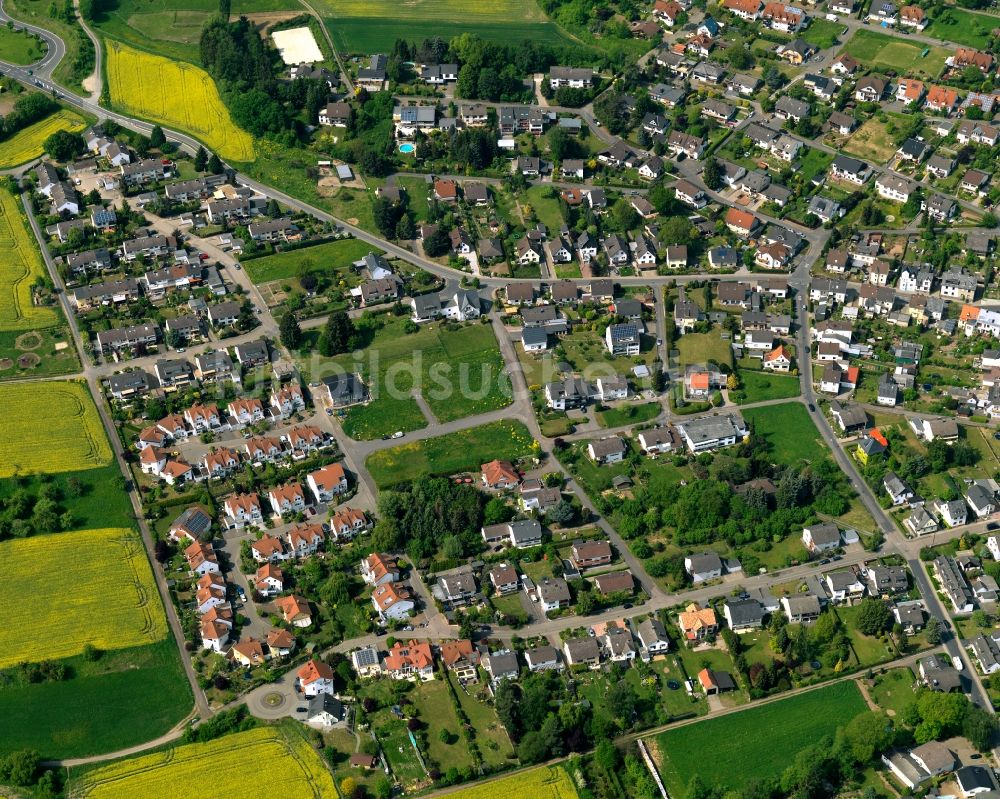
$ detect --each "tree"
[208,153,223,174]
[925,616,942,644]
[516,730,549,764]
[963,704,997,751]
[373,196,403,238]
[149,125,166,148]
[855,597,893,636]
[702,157,722,190]
[576,590,597,615]
[547,499,575,525]
[423,226,451,257]
[396,214,416,240]
[279,312,302,350]
[320,572,350,606]
[43,129,84,161]
[318,311,356,356]
[843,711,895,764]
[494,680,520,738]
[612,199,639,232]
[194,146,208,171]
[0,750,40,786]
[219,0,231,19]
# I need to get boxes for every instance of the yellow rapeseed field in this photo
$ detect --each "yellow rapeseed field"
[0,381,112,477]
[106,42,255,162]
[0,108,88,169]
[0,187,60,331]
[440,766,580,799]
[74,727,338,799]
[0,528,166,667]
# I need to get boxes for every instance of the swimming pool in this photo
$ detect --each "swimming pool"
[398,142,415,154]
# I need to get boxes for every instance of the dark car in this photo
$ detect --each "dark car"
[808,403,815,411]
[296,706,306,713]
[989,522,999,531]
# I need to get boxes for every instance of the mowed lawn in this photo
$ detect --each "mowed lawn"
[92,0,297,60]
[740,370,800,402]
[653,682,867,796]
[367,419,536,487]
[675,331,734,369]
[925,7,994,48]
[742,401,823,465]
[0,461,135,532]
[242,238,376,284]
[0,381,112,477]
[0,24,46,64]
[0,528,167,666]
[314,319,512,439]
[319,0,575,52]
[0,639,190,759]
[841,29,949,79]
[843,118,898,164]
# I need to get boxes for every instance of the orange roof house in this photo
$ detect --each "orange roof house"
[384,640,434,679]
[960,304,981,323]
[897,79,924,104]
[441,638,475,668]
[297,657,334,687]
[481,459,520,488]
[231,637,266,666]
[434,179,458,201]
[765,345,790,363]
[869,427,889,447]
[926,85,959,112]
[678,602,718,640]
[725,207,758,235]
[954,48,993,73]
[690,372,710,391]
[722,0,763,16]
[275,594,312,627]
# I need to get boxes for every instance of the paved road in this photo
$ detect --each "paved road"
[0,0,64,79]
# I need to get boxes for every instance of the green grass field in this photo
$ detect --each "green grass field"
[800,18,842,49]
[841,29,949,79]
[93,0,300,62]
[0,326,79,379]
[925,7,994,48]
[5,0,92,93]
[446,673,514,766]
[0,461,134,532]
[311,318,512,439]
[0,24,46,64]
[653,682,867,796]
[740,371,800,403]
[367,419,536,487]
[318,0,576,53]
[242,239,376,284]
[597,401,662,428]
[743,401,823,465]
[0,639,191,759]
[675,331,734,369]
